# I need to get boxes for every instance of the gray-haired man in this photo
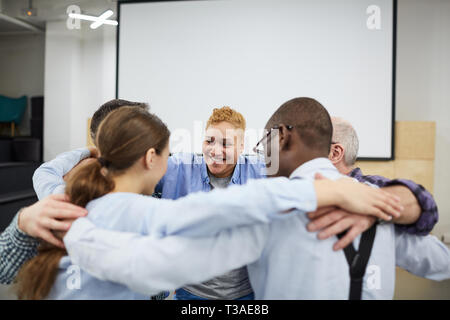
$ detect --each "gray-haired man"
[308,117,439,250]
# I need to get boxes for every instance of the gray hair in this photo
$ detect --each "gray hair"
[331,117,359,166]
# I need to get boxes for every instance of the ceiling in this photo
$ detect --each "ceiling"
[0,15,29,32]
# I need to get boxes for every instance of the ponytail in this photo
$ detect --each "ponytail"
[15,106,169,299]
[65,158,115,208]
[15,244,66,300]
[15,159,114,299]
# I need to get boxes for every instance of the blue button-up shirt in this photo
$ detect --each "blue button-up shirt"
[32,149,267,201]
[154,152,266,199]
[154,153,266,299]
[33,148,91,200]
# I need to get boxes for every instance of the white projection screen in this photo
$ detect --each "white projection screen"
[117,0,396,159]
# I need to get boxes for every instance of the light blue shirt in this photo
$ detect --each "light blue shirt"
[52,176,317,299]
[33,148,91,200]
[64,158,450,299]
[247,158,450,299]
[32,149,267,201]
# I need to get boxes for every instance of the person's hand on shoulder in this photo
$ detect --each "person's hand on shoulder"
[314,173,403,221]
[18,194,88,248]
[306,206,376,251]
[63,147,99,182]
[310,173,402,251]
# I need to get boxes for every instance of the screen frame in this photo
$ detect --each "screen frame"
[116,0,397,161]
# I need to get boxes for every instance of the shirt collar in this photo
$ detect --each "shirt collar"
[200,157,209,183]
[289,157,337,180]
[201,155,245,184]
[230,157,243,184]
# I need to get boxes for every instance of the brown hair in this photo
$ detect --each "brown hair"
[206,106,246,131]
[15,107,170,299]
[15,244,66,300]
[90,99,149,142]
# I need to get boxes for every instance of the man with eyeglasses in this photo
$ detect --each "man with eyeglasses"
[253,121,437,251]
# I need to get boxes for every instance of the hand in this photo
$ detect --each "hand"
[306,206,377,251]
[63,147,99,182]
[18,194,88,248]
[51,219,76,241]
[333,178,403,220]
[88,146,99,158]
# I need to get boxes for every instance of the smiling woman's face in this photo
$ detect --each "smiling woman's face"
[202,121,244,178]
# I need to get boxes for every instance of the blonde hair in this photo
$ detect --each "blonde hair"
[206,106,246,131]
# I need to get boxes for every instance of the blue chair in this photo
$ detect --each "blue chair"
[0,95,27,136]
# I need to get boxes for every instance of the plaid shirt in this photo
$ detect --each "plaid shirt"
[0,212,39,284]
[349,167,438,235]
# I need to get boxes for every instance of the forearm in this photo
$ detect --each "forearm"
[151,176,399,238]
[0,213,39,284]
[149,177,317,237]
[33,148,90,200]
[383,185,421,224]
[314,179,348,208]
[357,173,438,235]
[64,218,265,295]
[385,180,438,235]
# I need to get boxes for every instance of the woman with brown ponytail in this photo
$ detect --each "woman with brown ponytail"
[15,106,171,299]
[15,106,402,299]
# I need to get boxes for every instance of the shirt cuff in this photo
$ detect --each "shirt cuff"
[52,184,67,195]
[79,147,91,160]
[385,179,438,235]
[11,211,40,249]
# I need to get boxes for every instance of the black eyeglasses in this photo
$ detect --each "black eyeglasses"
[253,125,294,155]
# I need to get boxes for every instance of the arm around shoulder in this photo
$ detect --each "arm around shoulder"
[33,148,92,200]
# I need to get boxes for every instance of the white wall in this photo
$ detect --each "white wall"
[395,1,450,297]
[396,0,450,237]
[0,33,45,135]
[43,21,116,160]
